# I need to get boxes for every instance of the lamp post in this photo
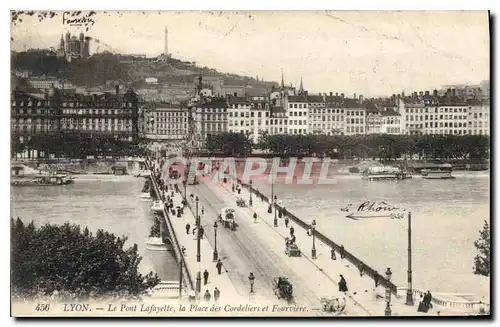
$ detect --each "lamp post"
[406,211,414,306]
[249,180,253,207]
[183,179,187,201]
[195,196,201,296]
[273,195,278,227]
[385,267,392,316]
[270,169,274,213]
[248,272,255,293]
[213,221,218,262]
[311,220,317,259]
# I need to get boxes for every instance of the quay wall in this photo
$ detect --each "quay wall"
[145,160,195,294]
[236,178,399,295]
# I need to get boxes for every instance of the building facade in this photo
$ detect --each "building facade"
[142,102,189,142]
[11,86,139,148]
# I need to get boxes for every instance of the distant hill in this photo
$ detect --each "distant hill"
[11,50,278,91]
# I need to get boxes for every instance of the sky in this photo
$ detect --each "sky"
[10,11,490,97]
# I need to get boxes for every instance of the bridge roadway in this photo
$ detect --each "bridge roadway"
[186,178,371,316]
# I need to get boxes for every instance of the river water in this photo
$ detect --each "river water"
[10,175,179,282]
[11,171,490,302]
[251,171,490,301]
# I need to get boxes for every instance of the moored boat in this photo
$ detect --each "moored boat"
[151,200,164,213]
[145,237,168,251]
[362,166,412,181]
[11,174,75,186]
[421,168,455,179]
[139,192,152,199]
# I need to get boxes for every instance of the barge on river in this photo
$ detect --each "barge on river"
[11,173,74,186]
[362,166,412,181]
[421,164,455,179]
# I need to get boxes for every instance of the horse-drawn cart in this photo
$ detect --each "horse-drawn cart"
[320,297,347,314]
[285,237,301,257]
[273,277,294,303]
[236,197,246,207]
[219,207,236,230]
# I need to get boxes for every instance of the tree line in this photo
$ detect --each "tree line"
[11,133,150,159]
[205,132,490,161]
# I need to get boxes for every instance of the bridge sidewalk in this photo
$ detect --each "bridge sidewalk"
[215,179,455,316]
[163,189,242,305]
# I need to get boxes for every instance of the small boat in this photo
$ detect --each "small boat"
[139,192,152,199]
[11,174,75,186]
[151,200,164,213]
[145,237,168,251]
[421,168,455,179]
[362,166,412,181]
[135,170,150,178]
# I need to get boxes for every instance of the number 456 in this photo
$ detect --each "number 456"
[35,304,50,311]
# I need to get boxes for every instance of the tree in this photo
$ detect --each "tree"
[473,220,490,276]
[11,218,160,301]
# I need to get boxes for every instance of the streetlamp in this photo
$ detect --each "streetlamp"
[311,220,317,259]
[406,211,414,306]
[248,272,255,293]
[213,221,218,262]
[273,195,278,227]
[182,179,187,201]
[249,180,253,207]
[385,267,392,316]
[195,196,201,295]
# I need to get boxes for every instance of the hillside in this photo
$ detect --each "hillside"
[11,50,279,91]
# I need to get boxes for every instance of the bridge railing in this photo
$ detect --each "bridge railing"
[237,178,398,295]
[397,287,490,314]
[145,159,195,296]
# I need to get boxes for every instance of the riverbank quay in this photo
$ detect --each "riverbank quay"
[213,178,472,316]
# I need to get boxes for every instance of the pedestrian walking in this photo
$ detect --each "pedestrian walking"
[216,259,223,275]
[358,263,365,277]
[331,248,337,260]
[374,272,380,288]
[185,223,191,234]
[201,205,205,215]
[253,213,257,223]
[199,226,205,239]
[340,245,345,259]
[203,269,209,285]
[181,246,186,255]
[338,275,348,293]
[204,290,211,302]
[213,287,220,302]
[284,217,289,228]
[290,226,295,237]
[192,227,197,236]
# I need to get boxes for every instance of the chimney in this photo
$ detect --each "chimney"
[452,89,456,97]
[359,95,364,104]
[336,92,338,97]
[341,93,345,99]
[115,85,119,95]
[318,92,321,96]
[322,92,326,101]
[353,93,356,99]
[419,91,423,97]
[425,91,429,96]
[447,88,452,97]
[330,92,333,96]
[401,91,405,98]
[433,89,438,97]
